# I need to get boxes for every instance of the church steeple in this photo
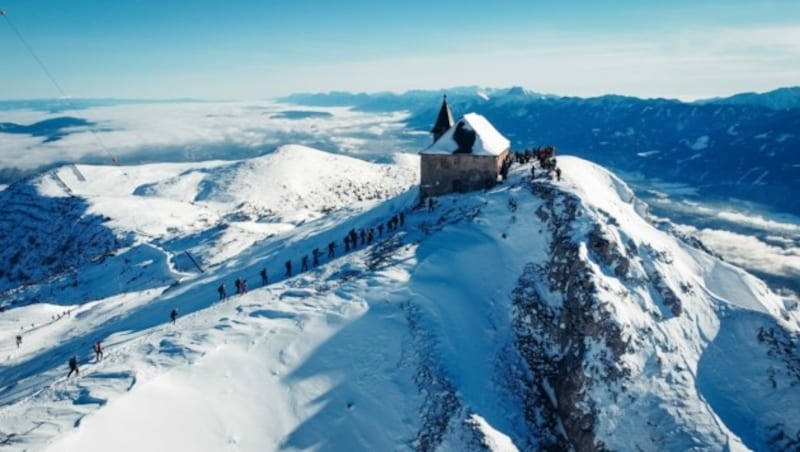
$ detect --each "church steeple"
[430,94,454,143]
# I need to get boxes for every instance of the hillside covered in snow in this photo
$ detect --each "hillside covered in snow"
[1,146,799,451]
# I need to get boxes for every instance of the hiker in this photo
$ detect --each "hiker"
[241,279,248,294]
[218,283,227,300]
[170,308,178,325]
[285,259,292,277]
[367,228,374,245]
[15,334,22,348]
[301,255,309,272]
[427,197,435,211]
[260,268,269,286]
[67,355,79,378]
[360,229,366,245]
[312,248,321,266]
[328,241,336,258]
[349,229,358,247]
[556,167,562,181]
[93,340,104,362]
[399,212,405,226]
[235,278,242,295]
[344,235,351,252]
[378,224,384,237]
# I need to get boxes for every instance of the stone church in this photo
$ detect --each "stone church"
[419,96,510,198]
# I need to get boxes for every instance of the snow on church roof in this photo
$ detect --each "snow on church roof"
[423,113,510,156]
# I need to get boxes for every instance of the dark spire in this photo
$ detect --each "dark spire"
[430,94,454,143]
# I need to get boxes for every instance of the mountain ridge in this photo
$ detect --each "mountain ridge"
[0,146,798,451]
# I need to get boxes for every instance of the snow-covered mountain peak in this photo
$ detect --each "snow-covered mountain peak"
[557,156,792,322]
[205,144,418,212]
[1,149,798,452]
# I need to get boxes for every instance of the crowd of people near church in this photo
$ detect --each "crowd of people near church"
[513,145,561,181]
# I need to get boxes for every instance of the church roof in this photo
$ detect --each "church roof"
[422,113,510,156]
[430,95,454,136]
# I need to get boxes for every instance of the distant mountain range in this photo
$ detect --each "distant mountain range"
[0,117,94,143]
[281,86,800,213]
[698,87,800,110]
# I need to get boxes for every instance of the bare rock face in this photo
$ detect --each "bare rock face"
[512,184,630,451]
[639,244,684,317]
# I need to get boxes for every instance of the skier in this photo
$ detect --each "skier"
[312,248,321,266]
[556,167,562,182]
[344,235,351,252]
[235,278,242,295]
[285,259,292,277]
[93,340,104,362]
[301,255,309,272]
[241,279,248,294]
[260,268,268,286]
[15,334,22,348]
[359,229,366,245]
[427,197,435,211]
[367,228,374,245]
[328,241,336,258]
[170,308,178,325]
[67,355,79,378]
[218,283,227,300]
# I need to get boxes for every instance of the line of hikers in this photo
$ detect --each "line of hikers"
[64,339,104,378]
[216,210,407,301]
[51,309,72,322]
[56,209,412,379]
[288,211,406,277]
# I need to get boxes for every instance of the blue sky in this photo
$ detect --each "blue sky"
[1,0,798,100]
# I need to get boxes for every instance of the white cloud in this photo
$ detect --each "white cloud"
[686,227,800,280]
[0,101,423,177]
[716,211,800,234]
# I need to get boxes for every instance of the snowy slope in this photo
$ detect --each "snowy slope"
[1,147,798,451]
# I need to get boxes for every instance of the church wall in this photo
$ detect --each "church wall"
[419,150,509,198]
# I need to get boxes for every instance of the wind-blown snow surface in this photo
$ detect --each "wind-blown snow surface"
[1,147,798,451]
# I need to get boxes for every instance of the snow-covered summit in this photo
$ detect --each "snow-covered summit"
[0,145,418,296]
[1,148,798,452]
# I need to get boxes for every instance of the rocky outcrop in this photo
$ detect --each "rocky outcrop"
[512,184,630,451]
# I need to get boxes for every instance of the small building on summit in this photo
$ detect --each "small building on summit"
[420,96,511,198]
